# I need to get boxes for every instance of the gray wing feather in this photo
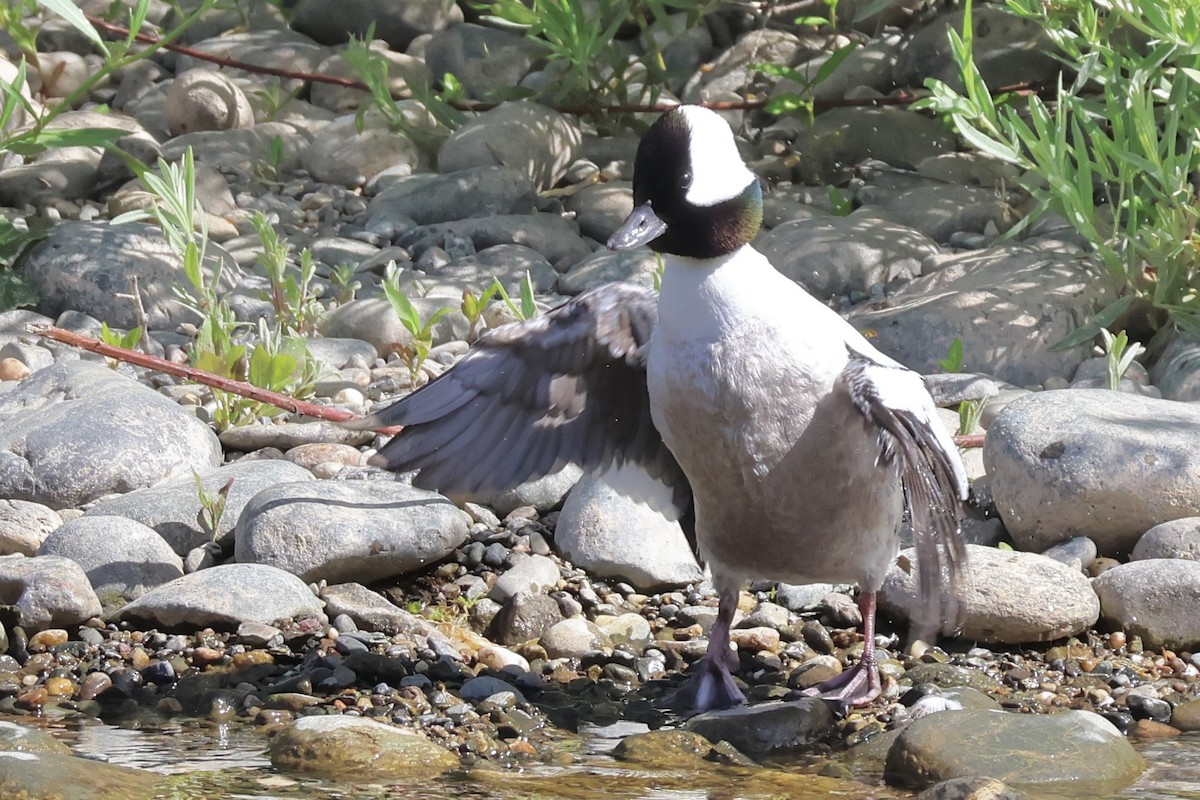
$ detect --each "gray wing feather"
[362,283,692,520]
[841,349,968,642]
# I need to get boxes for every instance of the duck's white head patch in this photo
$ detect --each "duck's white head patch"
[678,106,756,207]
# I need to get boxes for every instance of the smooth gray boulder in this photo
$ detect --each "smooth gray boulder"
[19,221,239,331]
[85,459,313,555]
[367,166,537,226]
[437,101,582,190]
[880,545,1099,644]
[1093,559,1200,649]
[850,248,1120,386]
[885,709,1143,790]
[0,554,102,630]
[1131,518,1200,561]
[116,562,325,630]
[984,389,1200,555]
[37,516,183,616]
[0,362,222,509]
[268,715,458,779]
[757,214,937,301]
[554,468,702,591]
[234,480,470,583]
[0,499,61,556]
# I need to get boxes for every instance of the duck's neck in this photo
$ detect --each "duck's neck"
[657,244,766,339]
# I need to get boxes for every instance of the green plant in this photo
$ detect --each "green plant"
[1,0,217,157]
[957,399,983,436]
[827,186,853,217]
[1098,328,1144,391]
[795,0,841,29]
[915,0,1200,350]
[757,42,860,123]
[937,338,966,373]
[341,27,466,146]
[251,213,322,336]
[460,272,539,341]
[329,262,362,306]
[383,262,455,378]
[194,472,234,541]
[0,218,38,311]
[98,322,143,362]
[478,0,712,115]
[114,152,316,429]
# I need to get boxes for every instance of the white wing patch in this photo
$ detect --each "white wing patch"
[854,358,968,502]
[679,106,756,207]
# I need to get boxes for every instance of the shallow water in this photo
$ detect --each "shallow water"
[20,715,1200,799]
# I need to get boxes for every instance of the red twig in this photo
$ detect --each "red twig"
[84,13,1039,116]
[954,433,984,449]
[31,325,401,435]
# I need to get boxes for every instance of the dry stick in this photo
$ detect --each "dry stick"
[84,14,1037,115]
[31,325,402,435]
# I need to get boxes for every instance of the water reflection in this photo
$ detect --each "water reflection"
[11,715,1200,799]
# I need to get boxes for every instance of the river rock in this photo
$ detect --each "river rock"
[984,389,1200,555]
[915,777,1029,800]
[19,221,240,331]
[880,545,1099,644]
[85,459,313,554]
[0,720,70,754]
[492,592,564,646]
[850,248,1119,386]
[895,5,1057,92]
[399,213,592,271]
[0,362,222,509]
[234,480,470,583]
[318,297,468,359]
[490,554,561,603]
[1150,334,1200,402]
[554,468,703,592]
[319,582,425,636]
[290,0,460,49]
[36,515,183,616]
[0,500,61,556]
[557,248,661,295]
[884,709,1144,789]
[303,111,428,187]
[465,464,583,516]
[424,24,543,101]
[757,213,937,300]
[0,554,101,630]
[686,698,835,755]
[438,101,583,190]
[0,750,159,800]
[790,107,956,184]
[268,714,458,778]
[1092,559,1200,649]
[1131,518,1200,561]
[164,68,254,136]
[366,165,536,227]
[116,562,325,629]
[539,616,609,659]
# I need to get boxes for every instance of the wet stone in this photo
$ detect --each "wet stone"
[885,709,1144,790]
[686,698,835,755]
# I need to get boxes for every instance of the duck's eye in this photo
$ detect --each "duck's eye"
[681,170,692,189]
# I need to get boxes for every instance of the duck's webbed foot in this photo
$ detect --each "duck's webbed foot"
[793,590,882,709]
[662,582,744,715]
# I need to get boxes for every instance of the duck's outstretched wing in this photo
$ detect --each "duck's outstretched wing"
[359,282,692,518]
[840,347,968,640]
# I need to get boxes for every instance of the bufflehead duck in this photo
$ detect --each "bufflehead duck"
[363,105,967,711]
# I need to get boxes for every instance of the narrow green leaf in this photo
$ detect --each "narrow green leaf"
[1051,294,1136,351]
[37,0,108,53]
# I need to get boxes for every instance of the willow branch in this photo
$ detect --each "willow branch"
[84,13,1039,116]
[31,325,401,435]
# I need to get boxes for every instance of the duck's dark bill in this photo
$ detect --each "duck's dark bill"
[607,202,667,251]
